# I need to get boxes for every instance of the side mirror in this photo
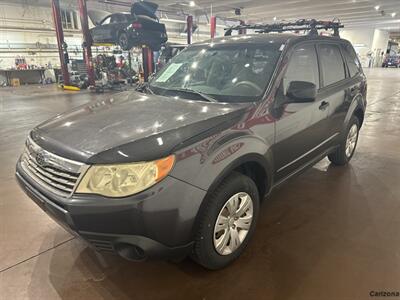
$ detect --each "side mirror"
[286,81,317,103]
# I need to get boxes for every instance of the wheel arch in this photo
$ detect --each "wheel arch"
[190,153,272,240]
[344,94,366,131]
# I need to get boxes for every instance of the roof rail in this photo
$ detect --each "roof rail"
[224,19,344,37]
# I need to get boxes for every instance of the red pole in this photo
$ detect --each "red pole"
[239,20,247,35]
[78,0,95,86]
[142,46,153,82]
[210,16,216,38]
[51,0,70,85]
[187,15,193,44]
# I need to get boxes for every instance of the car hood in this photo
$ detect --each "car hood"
[31,91,250,164]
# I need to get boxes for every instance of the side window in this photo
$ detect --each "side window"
[342,44,362,77]
[276,44,319,104]
[101,16,111,25]
[111,14,123,23]
[318,44,346,86]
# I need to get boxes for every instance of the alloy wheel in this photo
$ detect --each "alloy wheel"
[345,124,358,158]
[213,192,254,255]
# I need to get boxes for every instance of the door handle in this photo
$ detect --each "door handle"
[319,101,329,110]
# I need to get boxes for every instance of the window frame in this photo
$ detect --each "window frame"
[101,16,112,25]
[274,41,321,105]
[316,42,348,89]
[341,43,362,78]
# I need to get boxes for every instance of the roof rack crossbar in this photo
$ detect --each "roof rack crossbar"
[224,19,344,37]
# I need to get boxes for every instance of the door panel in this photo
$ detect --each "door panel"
[272,43,331,182]
[273,98,330,181]
[317,43,351,140]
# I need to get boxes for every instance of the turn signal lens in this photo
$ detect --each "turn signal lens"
[76,155,175,197]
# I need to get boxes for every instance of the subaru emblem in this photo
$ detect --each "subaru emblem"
[35,152,47,166]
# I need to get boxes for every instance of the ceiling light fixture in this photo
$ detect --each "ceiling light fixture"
[273,16,277,21]
[391,12,397,17]
[189,1,195,7]
[374,5,380,10]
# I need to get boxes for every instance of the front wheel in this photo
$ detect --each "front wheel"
[328,116,360,166]
[191,172,260,270]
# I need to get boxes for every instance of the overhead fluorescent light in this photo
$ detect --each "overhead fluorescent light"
[374,5,380,10]
[391,12,397,17]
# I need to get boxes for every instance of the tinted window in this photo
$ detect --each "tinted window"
[283,43,319,94]
[342,44,361,77]
[318,44,345,86]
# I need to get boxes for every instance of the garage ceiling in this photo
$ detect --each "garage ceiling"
[95,0,400,35]
[10,0,399,36]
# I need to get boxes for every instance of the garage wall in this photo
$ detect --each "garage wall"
[341,28,390,67]
[0,2,84,69]
[0,1,228,70]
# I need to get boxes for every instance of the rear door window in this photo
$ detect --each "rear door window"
[318,44,346,87]
[341,44,362,77]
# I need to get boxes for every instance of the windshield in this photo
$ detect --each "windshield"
[149,42,282,102]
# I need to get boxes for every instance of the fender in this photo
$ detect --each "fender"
[342,92,366,133]
[170,132,274,195]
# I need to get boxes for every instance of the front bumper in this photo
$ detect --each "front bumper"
[16,162,206,260]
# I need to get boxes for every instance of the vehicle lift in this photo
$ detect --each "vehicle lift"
[224,19,344,37]
[51,0,158,88]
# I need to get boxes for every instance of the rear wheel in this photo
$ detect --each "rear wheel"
[118,32,131,50]
[191,172,259,270]
[328,116,360,166]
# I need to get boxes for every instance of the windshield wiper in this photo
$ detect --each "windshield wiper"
[169,88,218,102]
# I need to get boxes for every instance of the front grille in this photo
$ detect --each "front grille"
[20,137,86,198]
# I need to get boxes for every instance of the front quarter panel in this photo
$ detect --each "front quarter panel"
[170,121,274,193]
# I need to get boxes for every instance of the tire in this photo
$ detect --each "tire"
[118,32,131,51]
[328,115,360,166]
[191,172,260,270]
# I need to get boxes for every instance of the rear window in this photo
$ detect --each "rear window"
[318,44,346,87]
[342,44,362,77]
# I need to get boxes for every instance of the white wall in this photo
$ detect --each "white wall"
[0,2,85,69]
[340,28,390,67]
[372,29,390,55]
[0,1,229,70]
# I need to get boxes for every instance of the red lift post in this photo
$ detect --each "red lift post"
[77,0,95,86]
[51,0,70,85]
[142,46,154,82]
[187,15,193,44]
[210,16,216,38]
[238,20,247,35]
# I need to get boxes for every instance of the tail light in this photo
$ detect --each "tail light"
[132,22,142,29]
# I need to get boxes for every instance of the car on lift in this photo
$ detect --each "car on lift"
[90,2,167,51]
[16,21,367,270]
[382,55,400,68]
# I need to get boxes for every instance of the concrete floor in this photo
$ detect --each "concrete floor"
[1,68,400,300]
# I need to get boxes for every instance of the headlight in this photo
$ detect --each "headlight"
[76,155,175,197]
